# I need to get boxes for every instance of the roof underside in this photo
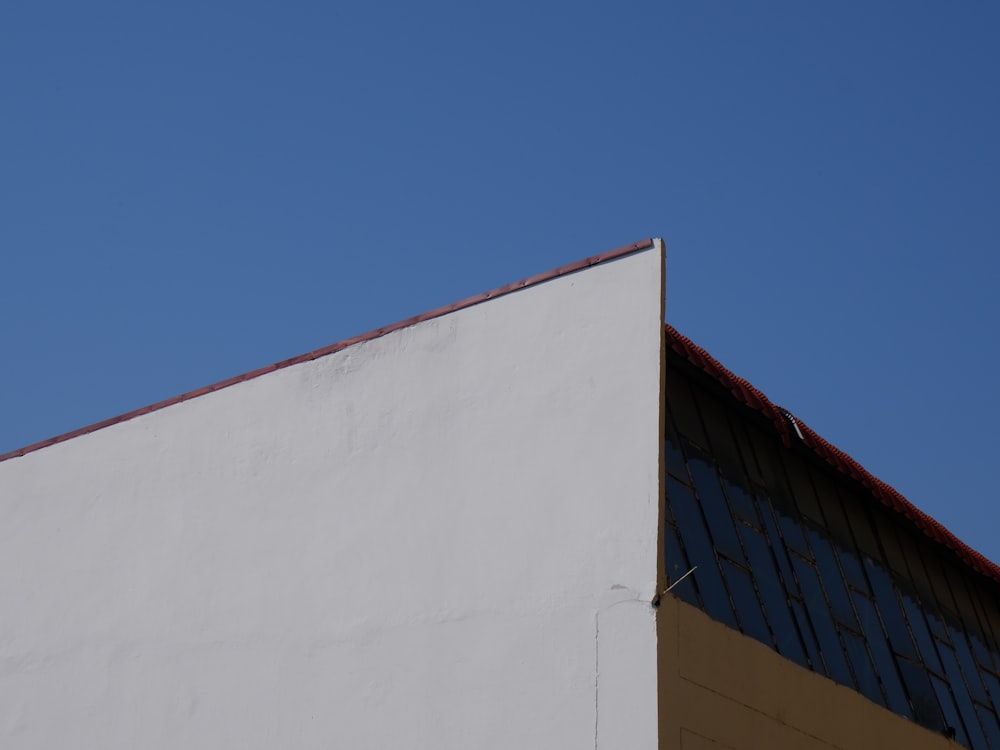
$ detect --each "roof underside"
[665,323,1000,587]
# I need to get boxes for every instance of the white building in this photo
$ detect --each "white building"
[0,240,664,748]
[11,238,991,749]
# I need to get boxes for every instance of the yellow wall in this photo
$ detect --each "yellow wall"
[657,595,959,749]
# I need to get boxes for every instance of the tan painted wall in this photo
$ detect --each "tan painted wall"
[657,595,960,750]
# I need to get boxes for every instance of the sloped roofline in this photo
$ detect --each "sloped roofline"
[0,239,656,463]
[665,323,1000,586]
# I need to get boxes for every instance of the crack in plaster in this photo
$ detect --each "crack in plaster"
[594,609,600,750]
[593,587,652,749]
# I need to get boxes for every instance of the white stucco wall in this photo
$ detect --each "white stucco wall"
[0,243,664,748]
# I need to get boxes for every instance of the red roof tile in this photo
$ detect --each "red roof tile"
[665,323,1000,586]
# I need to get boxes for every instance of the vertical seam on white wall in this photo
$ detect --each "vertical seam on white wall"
[594,609,600,750]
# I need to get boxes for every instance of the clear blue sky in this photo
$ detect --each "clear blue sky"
[3,3,999,561]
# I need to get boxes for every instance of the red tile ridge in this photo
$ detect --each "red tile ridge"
[0,239,657,464]
[664,323,1000,586]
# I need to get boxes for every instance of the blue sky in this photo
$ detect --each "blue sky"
[3,3,999,560]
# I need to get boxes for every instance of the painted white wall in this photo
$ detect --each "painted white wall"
[0,243,663,749]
